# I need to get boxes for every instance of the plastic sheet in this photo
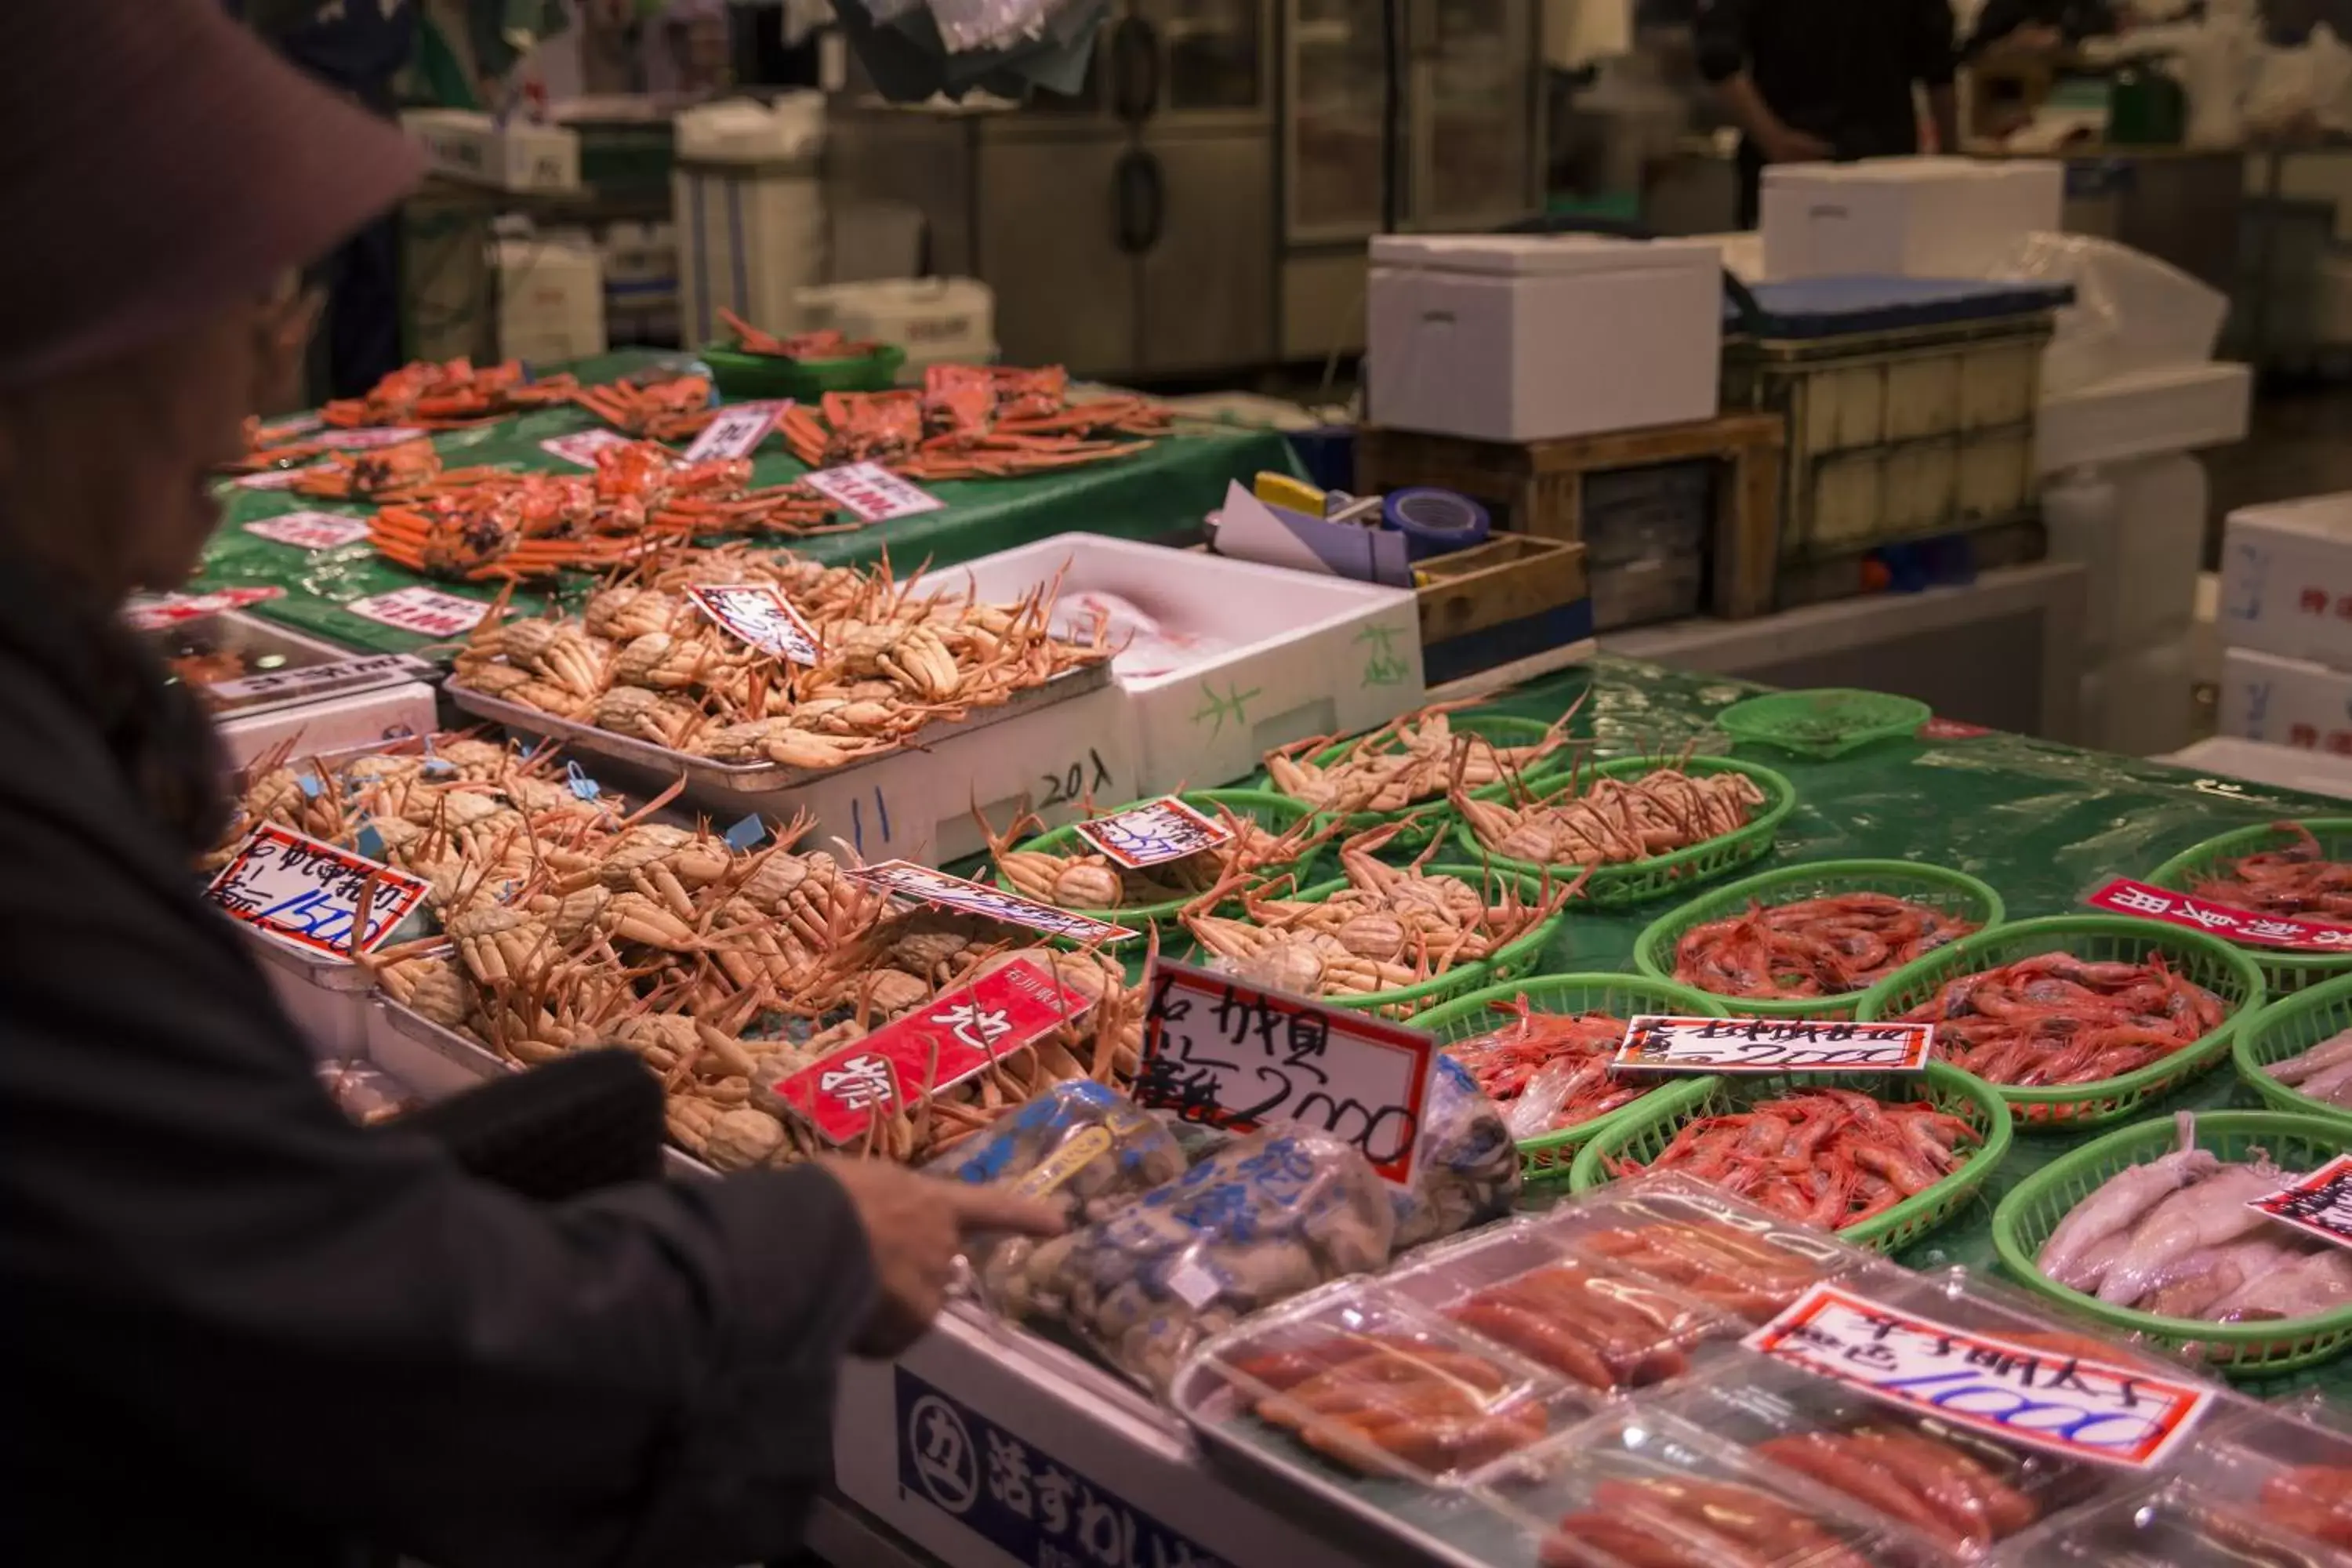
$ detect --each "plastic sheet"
[1393,1055,1522,1252]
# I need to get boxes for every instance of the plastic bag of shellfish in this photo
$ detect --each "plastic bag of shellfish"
[1389,1054,1520,1254]
[931,1078,1188,1322]
[1027,1124,1397,1395]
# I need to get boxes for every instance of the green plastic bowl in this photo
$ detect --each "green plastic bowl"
[1632,859,2007,1020]
[1568,1060,2013,1253]
[1991,1109,2352,1377]
[1412,972,1727,1185]
[1715,688,1932,759]
[1855,915,2267,1129]
[1268,713,1576,858]
[986,789,1318,931]
[1450,755,1798,909]
[2233,971,2352,1128]
[2145,818,2352,997]
[699,341,906,401]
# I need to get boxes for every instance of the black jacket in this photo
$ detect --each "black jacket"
[1697,0,1958,159]
[0,560,875,1566]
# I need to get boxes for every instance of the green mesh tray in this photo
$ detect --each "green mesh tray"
[1269,713,1574,857]
[1566,1060,2013,1253]
[1854,916,2267,1129]
[1450,755,1798,909]
[1716,688,1932,759]
[1991,1109,2352,1377]
[2145,818,2352,997]
[988,789,1318,932]
[1412,972,1728,1185]
[699,341,906,401]
[1631,859,2007,1020]
[2233,971,2352,1127]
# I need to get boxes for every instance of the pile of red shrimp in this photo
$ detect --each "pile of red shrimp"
[1671,891,1977,1000]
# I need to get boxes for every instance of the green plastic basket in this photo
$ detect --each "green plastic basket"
[2145,818,2352,997]
[1632,859,2007,1020]
[1716,688,1932,760]
[1272,713,1575,857]
[1412,972,1729,1185]
[1991,1109,2352,1377]
[699,341,906,401]
[1566,1060,2013,1253]
[1855,916,2268,1129]
[987,789,1318,932]
[2233,971,2352,1128]
[1450,755,1798,909]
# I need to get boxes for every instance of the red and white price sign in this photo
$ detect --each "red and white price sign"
[1136,957,1438,1187]
[540,427,634,468]
[686,582,822,666]
[244,510,372,550]
[803,460,944,522]
[1613,1015,1935,1075]
[2086,877,2352,952]
[252,412,325,444]
[1748,1283,2215,1469]
[233,463,329,491]
[310,426,426,451]
[1074,796,1233,869]
[682,400,788,462]
[122,586,286,631]
[2248,1154,2352,1251]
[769,958,1095,1144]
[205,823,430,960]
[844,859,1139,945]
[345,586,489,639]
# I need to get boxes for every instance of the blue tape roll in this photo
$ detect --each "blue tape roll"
[1383,487,1490,560]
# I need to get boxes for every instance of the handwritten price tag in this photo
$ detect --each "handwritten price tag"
[1137,957,1437,1187]
[204,652,429,708]
[244,510,372,550]
[122,586,286,631]
[346,586,488,639]
[686,583,822,666]
[844,860,1139,945]
[1748,1283,2214,1468]
[683,400,787,462]
[767,959,1093,1144]
[803,460,944,522]
[2248,1154,2352,1250]
[1074,797,1232,869]
[206,824,430,959]
[540,427,634,468]
[2087,877,2352,951]
[310,426,425,451]
[1613,1015,1934,1074]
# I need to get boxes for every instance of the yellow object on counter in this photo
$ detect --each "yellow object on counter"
[1252,472,1325,513]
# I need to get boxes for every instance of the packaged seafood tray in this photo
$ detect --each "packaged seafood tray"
[2144,817,2352,996]
[1631,859,2006,1021]
[1567,1063,2013,1252]
[1412,975,1729,1184]
[2234,968,2352,1127]
[983,788,1328,935]
[1450,754,1798,910]
[1997,1476,2340,1566]
[1991,1109,2352,1377]
[2185,1399,2352,1555]
[1856,915,2267,1129]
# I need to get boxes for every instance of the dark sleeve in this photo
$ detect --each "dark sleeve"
[1960,0,2027,58]
[1912,0,1958,84]
[1693,0,1755,83]
[0,677,875,1568]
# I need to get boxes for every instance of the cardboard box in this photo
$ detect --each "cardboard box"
[1367,234,1722,442]
[1761,157,2062,281]
[2217,645,2352,754]
[401,110,580,193]
[2218,492,2352,669]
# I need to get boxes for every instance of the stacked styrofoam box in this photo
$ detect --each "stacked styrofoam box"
[672,95,825,347]
[794,278,997,378]
[1760,158,2063,281]
[601,221,679,347]
[2045,457,2205,756]
[401,110,580,192]
[495,234,607,365]
[2217,493,2352,759]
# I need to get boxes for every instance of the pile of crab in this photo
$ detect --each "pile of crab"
[214,731,1149,1172]
[1264,699,1577,818]
[781,363,1173,481]
[451,544,1114,772]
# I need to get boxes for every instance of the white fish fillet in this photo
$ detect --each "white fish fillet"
[2270,1024,2352,1085]
[2095,1164,2292,1306]
[2038,1113,2219,1286]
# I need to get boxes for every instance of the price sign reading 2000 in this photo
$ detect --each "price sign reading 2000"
[1135,958,1436,1188]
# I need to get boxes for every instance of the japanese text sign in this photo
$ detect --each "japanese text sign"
[1074,796,1233,869]
[345,586,488,639]
[204,652,428,708]
[1747,1283,2216,1469]
[540,427,633,468]
[2087,877,2352,951]
[1136,957,1436,1187]
[845,860,1138,945]
[244,510,372,550]
[205,824,429,960]
[682,399,787,462]
[804,460,944,522]
[686,583,822,666]
[1614,1015,1935,1074]
[122,586,285,631]
[2248,1154,2352,1251]
[771,958,1094,1144]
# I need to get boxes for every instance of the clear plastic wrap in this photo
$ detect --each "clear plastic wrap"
[931,1079,1189,1322]
[1029,1126,1396,1393]
[2190,1399,2352,1555]
[1393,1054,1523,1253]
[314,1058,419,1126]
[2002,1478,2332,1567]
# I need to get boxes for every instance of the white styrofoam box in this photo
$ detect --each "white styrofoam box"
[936,535,1425,798]
[2110,454,2207,655]
[1684,230,1766,283]
[1761,158,2062,281]
[2219,645,2352,755]
[1367,234,1722,442]
[674,93,824,163]
[2034,361,2252,474]
[215,682,439,771]
[2220,490,2352,669]
[673,162,825,347]
[496,235,606,365]
[400,110,580,193]
[2161,735,2352,801]
[795,277,996,372]
[601,220,679,338]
